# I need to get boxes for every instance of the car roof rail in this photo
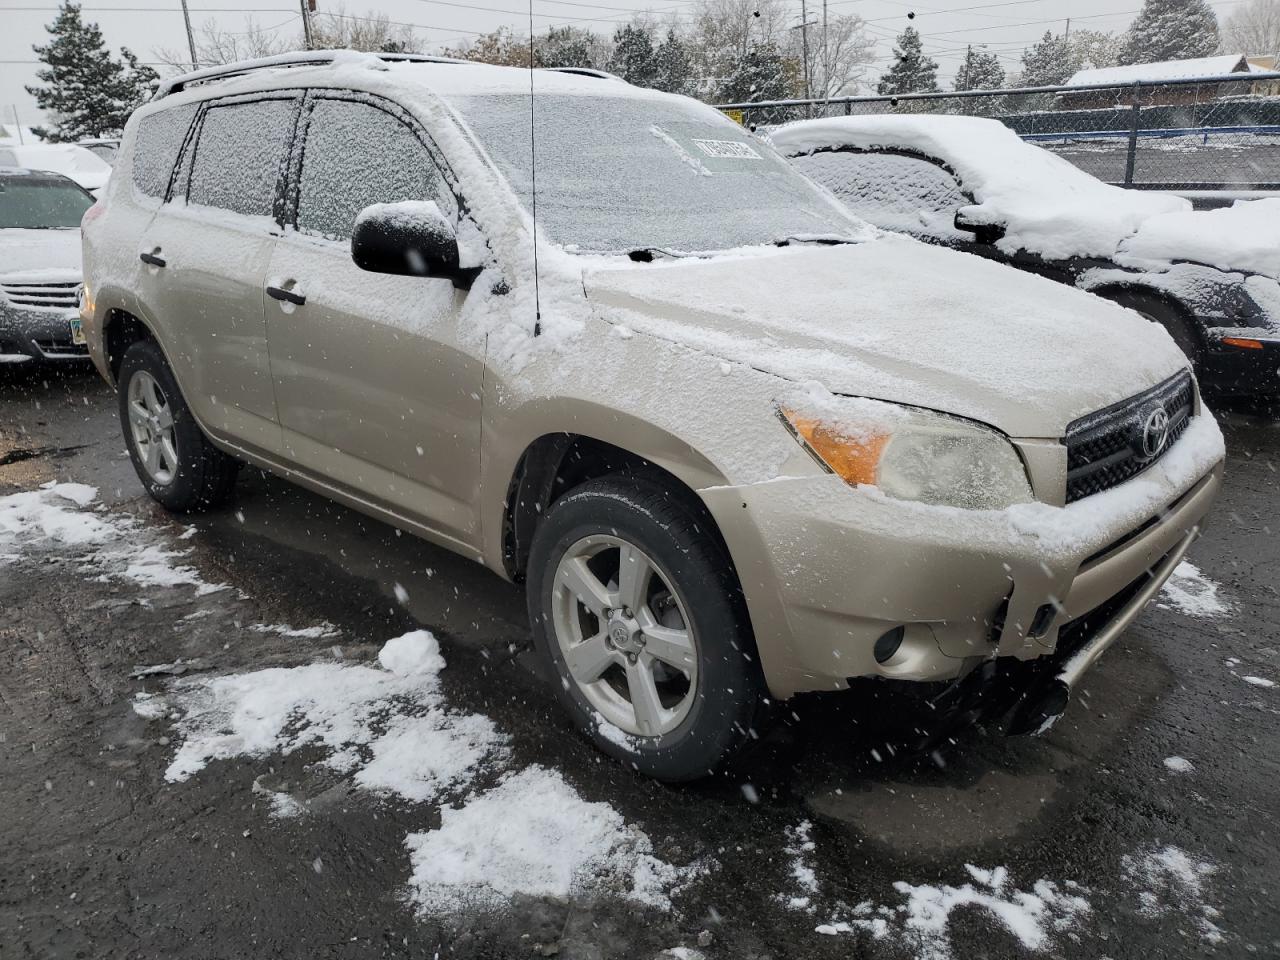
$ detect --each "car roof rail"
[540,67,624,82]
[153,50,469,100]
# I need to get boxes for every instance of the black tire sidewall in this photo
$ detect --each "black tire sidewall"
[117,340,228,512]
[527,479,761,782]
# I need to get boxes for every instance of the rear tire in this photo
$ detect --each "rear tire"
[117,339,238,512]
[527,477,765,781]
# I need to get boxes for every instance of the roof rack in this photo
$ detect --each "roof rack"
[541,67,623,82]
[153,50,468,100]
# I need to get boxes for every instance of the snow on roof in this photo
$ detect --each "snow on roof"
[1066,55,1255,88]
[769,114,1188,260]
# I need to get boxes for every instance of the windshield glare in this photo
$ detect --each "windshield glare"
[452,92,867,254]
[0,178,93,229]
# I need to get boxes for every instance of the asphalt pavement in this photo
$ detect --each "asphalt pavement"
[1,363,1277,960]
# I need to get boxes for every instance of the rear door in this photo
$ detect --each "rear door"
[263,91,484,549]
[136,93,298,455]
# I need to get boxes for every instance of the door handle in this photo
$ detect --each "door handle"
[266,283,306,306]
[139,250,166,268]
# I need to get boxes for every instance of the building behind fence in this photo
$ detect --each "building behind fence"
[718,71,1280,192]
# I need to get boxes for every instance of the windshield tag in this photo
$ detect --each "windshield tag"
[692,139,762,161]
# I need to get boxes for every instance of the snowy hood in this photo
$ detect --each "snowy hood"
[0,228,82,282]
[1116,199,1280,279]
[582,238,1189,438]
[769,116,1188,261]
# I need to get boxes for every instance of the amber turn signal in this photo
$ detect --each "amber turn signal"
[1221,336,1264,350]
[781,409,889,486]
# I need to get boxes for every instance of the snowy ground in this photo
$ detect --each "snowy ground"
[2,367,1278,960]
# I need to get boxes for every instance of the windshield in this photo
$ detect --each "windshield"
[0,177,93,228]
[452,92,868,254]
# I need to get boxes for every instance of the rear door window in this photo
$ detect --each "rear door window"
[294,96,452,241]
[791,150,968,234]
[188,98,296,219]
[131,104,197,198]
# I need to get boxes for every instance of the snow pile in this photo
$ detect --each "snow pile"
[142,631,696,915]
[769,115,1186,260]
[778,820,820,912]
[817,864,1091,960]
[1118,199,1280,280]
[1163,756,1195,774]
[0,483,225,594]
[1122,844,1224,943]
[1158,561,1230,618]
[157,630,502,790]
[405,766,693,913]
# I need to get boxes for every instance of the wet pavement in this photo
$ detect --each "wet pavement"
[2,363,1278,960]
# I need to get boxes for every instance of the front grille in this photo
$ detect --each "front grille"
[33,338,88,358]
[1064,371,1194,504]
[1,281,80,310]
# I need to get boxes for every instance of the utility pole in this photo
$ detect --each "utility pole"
[800,0,811,103]
[1064,18,1071,44]
[179,0,198,70]
[963,43,972,88]
[12,105,25,144]
[822,0,828,106]
[300,0,315,50]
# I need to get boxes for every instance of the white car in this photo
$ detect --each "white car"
[0,167,93,362]
[0,143,112,195]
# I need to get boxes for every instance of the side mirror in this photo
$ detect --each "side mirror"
[351,201,478,287]
[954,207,1006,245]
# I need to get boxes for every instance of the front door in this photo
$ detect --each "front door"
[136,94,298,454]
[264,92,484,549]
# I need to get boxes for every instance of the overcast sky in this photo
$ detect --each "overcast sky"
[0,0,1246,127]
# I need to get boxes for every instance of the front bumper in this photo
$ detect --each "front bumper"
[702,419,1224,701]
[0,304,90,363]
[1200,332,1280,399]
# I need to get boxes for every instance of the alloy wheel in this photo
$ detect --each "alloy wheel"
[550,534,699,738]
[127,370,178,485]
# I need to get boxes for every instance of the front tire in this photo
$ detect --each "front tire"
[117,339,238,512]
[527,477,765,781]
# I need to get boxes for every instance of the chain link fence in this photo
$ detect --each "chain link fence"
[719,72,1280,193]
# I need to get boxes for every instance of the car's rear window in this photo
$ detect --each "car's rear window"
[131,104,198,199]
[0,177,93,228]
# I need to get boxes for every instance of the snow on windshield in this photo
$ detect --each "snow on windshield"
[452,92,868,254]
[770,115,1187,261]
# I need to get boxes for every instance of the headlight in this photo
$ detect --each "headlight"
[779,394,1033,510]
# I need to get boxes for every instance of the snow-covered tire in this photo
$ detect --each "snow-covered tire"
[118,339,239,513]
[527,477,765,781]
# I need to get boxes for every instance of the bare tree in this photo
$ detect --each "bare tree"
[156,16,287,69]
[310,5,420,54]
[441,26,530,67]
[685,0,792,89]
[1223,0,1280,55]
[789,12,874,98]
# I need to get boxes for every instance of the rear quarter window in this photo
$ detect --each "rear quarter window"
[791,150,968,235]
[130,104,198,199]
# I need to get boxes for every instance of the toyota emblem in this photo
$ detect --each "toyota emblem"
[1140,407,1171,460]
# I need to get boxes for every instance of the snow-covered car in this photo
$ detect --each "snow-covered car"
[80,52,1223,780]
[772,115,1280,402]
[78,138,122,165]
[0,143,112,195]
[0,167,93,363]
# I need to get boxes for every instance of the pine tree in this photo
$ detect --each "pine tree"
[535,26,598,70]
[719,43,791,103]
[26,2,157,141]
[1118,0,1221,65]
[652,29,693,94]
[1019,31,1073,86]
[608,23,658,87]
[876,27,939,95]
[954,47,1005,91]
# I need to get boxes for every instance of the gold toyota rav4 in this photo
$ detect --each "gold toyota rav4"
[80,52,1224,780]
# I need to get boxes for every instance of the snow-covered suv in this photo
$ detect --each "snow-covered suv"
[80,52,1224,780]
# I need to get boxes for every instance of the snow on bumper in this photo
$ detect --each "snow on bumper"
[701,414,1225,700]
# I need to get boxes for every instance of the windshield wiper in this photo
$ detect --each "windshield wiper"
[627,247,687,263]
[775,234,860,248]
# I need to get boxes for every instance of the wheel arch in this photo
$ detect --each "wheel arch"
[102,308,162,385]
[499,428,734,586]
[1089,282,1206,351]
